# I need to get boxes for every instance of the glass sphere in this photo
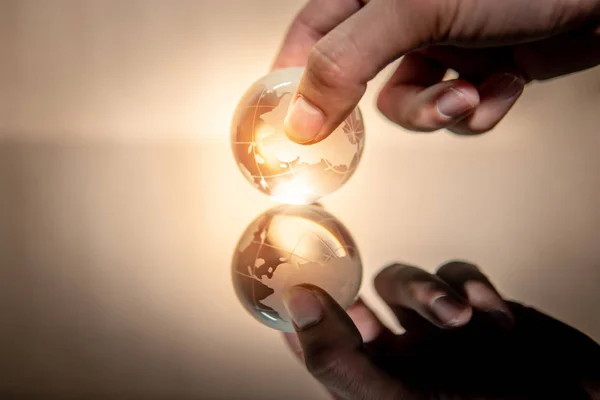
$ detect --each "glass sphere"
[231,67,366,205]
[231,204,362,332]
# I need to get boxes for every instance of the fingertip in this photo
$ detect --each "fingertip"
[464,281,515,329]
[283,96,327,144]
[435,261,515,330]
[429,293,473,328]
[449,72,525,135]
[435,84,479,120]
[283,284,359,337]
[479,72,525,102]
[372,263,405,300]
[282,285,324,330]
[377,80,479,132]
[374,263,473,329]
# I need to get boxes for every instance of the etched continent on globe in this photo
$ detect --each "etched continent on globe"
[231,204,363,332]
[231,67,365,205]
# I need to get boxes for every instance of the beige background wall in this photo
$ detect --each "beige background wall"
[1,1,599,399]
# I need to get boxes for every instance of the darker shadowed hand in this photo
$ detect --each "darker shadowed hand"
[281,261,600,400]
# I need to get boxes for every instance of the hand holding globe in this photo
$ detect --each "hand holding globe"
[230,67,365,205]
[231,204,362,332]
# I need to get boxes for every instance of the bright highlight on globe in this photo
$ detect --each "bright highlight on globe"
[230,67,365,205]
[231,204,362,332]
[230,68,366,332]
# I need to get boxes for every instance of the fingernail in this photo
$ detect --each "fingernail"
[430,294,470,327]
[283,286,323,329]
[436,88,476,118]
[481,73,524,100]
[284,96,325,143]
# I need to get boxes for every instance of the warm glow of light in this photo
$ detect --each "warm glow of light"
[251,124,324,205]
[267,215,347,261]
[260,312,278,322]
[253,124,282,168]
[269,175,316,205]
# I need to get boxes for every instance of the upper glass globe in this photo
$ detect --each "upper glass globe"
[231,204,362,332]
[231,67,365,204]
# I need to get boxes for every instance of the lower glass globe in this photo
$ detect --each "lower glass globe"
[231,67,366,205]
[231,204,362,332]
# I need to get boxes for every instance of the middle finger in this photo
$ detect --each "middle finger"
[374,263,472,331]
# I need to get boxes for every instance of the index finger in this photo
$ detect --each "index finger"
[270,0,363,71]
[283,0,435,144]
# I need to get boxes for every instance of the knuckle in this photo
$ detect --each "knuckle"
[441,0,474,41]
[436,0,462,41]
[307,33,360,89]
[373,263,396,284]
[377,95,438,132]
[378,88,441,132]
[304,349,352,383]
[307,46,343,89]
[305,348,406,400]
[436,260,485,284]
[436,260,479,275]
[406,281,439,305]
[464,281,503,309]
[375,264,428,304]
[383,264,418,282]
[388,0,455,44]
[373,263,404,291]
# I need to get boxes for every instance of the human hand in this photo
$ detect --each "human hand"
[272,0,600,142]
[281,261,600,400]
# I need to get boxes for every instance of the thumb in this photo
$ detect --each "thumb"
[283,0,434,144]
[282,284,407,400]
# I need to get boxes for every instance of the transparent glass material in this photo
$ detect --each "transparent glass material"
[230,67,365,205]
[231,204,363,332]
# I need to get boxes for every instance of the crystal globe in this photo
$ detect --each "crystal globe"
[231,67,366,205]
[231,204,362,332]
